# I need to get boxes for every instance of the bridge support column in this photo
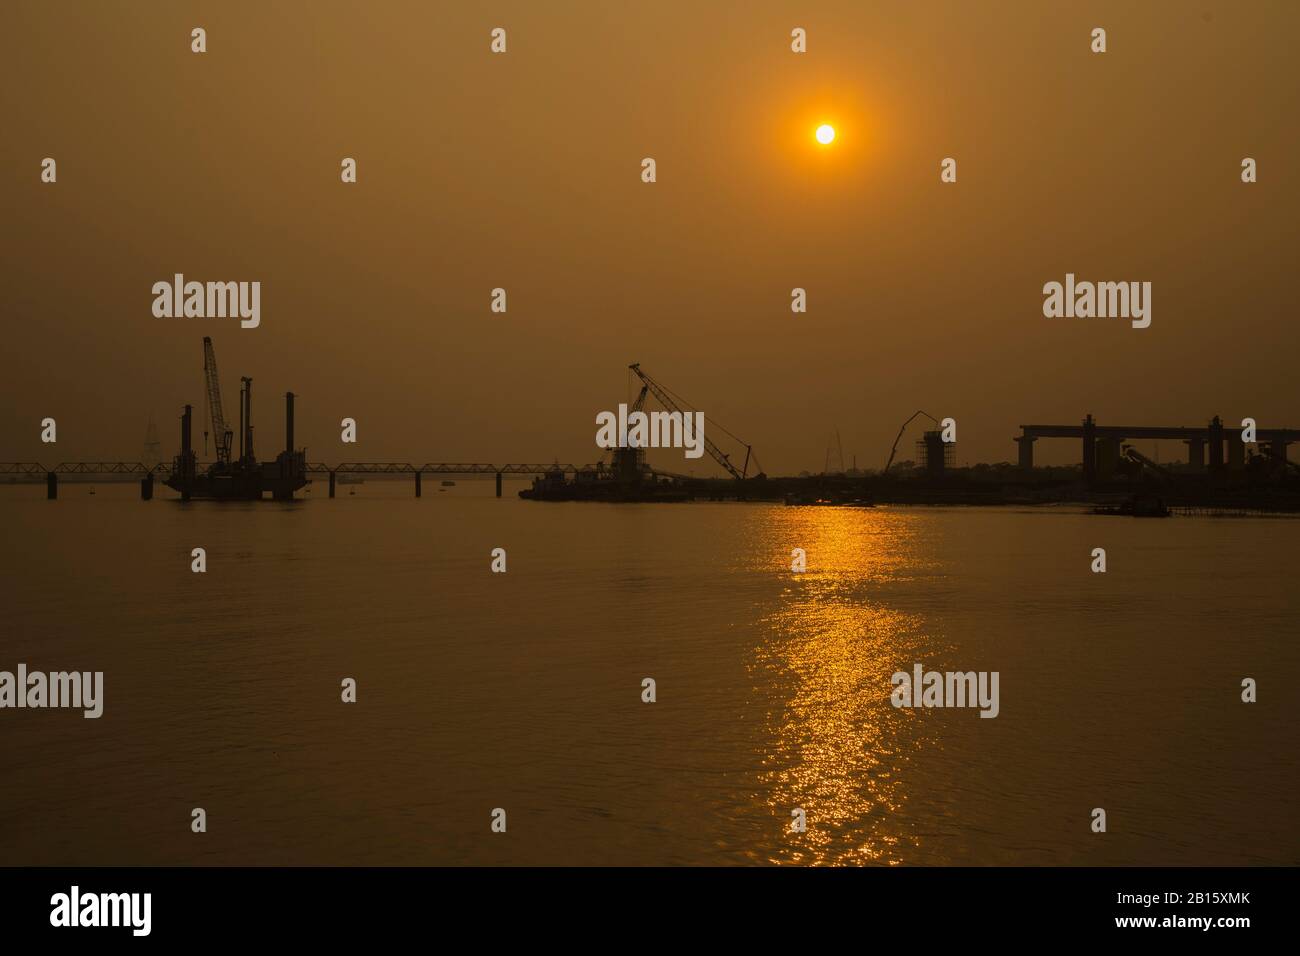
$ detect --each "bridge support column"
[496,472,502,497]
[414,471,422,498]
[1082,415,1097,484]
[329,471,336,498]
[1097,437,1122,480]
[1015,435,1036,472]
[46,471,57,500]
[140,473,153,500]
[1208,417,1225,473]
[923,431,946,478]
[1184,438,1205,472]
[1227,434,1245,472]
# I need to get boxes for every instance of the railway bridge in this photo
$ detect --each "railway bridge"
[0,461,591,499]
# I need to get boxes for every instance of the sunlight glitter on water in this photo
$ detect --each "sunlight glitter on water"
[749,507,946,864]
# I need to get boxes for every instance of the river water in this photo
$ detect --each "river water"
[1,482,1295,865]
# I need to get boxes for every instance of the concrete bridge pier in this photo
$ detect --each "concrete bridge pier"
[1228,434,1245,472]
[923,431,946,477]
[328,471,337,498]
[1208,417,1225,473]
[1016,435,1036,471]
[1082,415,1098,483]
[414,471,422,498]
[140,473,153,500]
[1097,436,1122,480]
[496,471,503,497]
[1184,437,1205,471]
[46,472,57,500]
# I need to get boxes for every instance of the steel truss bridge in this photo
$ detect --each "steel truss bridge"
[1,461,597,498]
[2,462,588,477]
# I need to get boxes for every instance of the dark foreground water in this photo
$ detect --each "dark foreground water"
[1,481,1295,865]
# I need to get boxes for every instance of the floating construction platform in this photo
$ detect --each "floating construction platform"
[164,391,308,501]
[518,462,692,502]
[161,338,308,501]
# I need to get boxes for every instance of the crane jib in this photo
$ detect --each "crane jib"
[202,337,233,465]
[627,363,755,481]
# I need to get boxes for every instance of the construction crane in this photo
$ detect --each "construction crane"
[201,337,233,466]
[883,410,938,473]
[627,363,760,480]
[603,382,649,473]
[625,382,650,446]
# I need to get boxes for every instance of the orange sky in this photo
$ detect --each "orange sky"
[2,1,1296,472]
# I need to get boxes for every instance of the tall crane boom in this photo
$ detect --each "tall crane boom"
[630,384,649,416]
[627,363,755,480]
[884,410,939,473]
[202,337,233,465]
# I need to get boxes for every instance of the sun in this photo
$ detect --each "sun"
[815,124,836,145]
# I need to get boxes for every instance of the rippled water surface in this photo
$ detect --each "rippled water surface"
[1,483,1295,865]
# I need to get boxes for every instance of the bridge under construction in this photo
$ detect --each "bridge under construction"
[3,346,1297,509]
[6,410,1300,505]
[1016,415,1299,481]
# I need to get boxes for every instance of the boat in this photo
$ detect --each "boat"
[783,491,874,507]
[519,464,691,502]
[1092,494,1171,518]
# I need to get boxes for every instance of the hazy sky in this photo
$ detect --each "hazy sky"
[3,1,1297,472]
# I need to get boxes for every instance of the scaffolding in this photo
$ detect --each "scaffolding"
[916,430,955,476]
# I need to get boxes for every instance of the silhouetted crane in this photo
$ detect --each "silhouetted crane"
[604,382,649,475]
[202,337,233,466]
[884,410,938,473]
[627,363,760,480]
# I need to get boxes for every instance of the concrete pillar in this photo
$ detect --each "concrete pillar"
[1097,437,1122,480]
[1267,440,1289,466]
[1082,415,1097,483]
[923,431,945,477]
[1227,434,1245,472]
[284,392,295,457]
[244,379,254,462]
[1016,435,1036,471]
[141,473,154,500]
[1184,438,1205,472]
[496,472,503,497]
[328,471,337,498]
[180,404,193,481]
[46,471,57,500]
[179,403,195,498]
[1208,417,1225,473]
[414,471,422,498]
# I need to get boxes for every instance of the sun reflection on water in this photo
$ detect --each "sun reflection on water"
[748,506,946,865]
